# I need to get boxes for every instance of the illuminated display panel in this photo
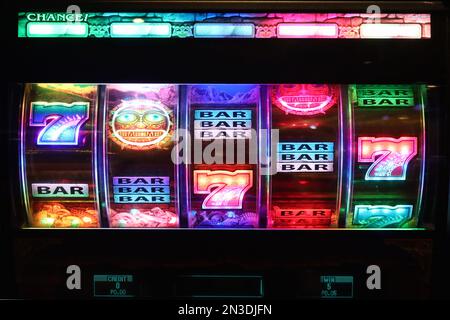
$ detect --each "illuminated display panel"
[346,85,426,228]
[20,84,100,228]
[269,84,341,228]
[186,85,260,228]
[18,12,431,39]
[18,83,431,230]
[104,84,179,228]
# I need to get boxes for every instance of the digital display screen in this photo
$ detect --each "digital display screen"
[19,83,427,229]
[17,12,431,39]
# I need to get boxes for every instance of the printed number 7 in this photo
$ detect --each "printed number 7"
[358,137,417,180]
[30,102,90,145]
[193,170,253,209]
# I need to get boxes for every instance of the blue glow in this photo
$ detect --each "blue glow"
[27,22,88,37]
[353,205,413,227]
[278,142,334,153]
[226,211,236,218]
[194,23,255,38]
[194,109,252,120]
[30,102,90,145]
[112,176,170,204]
[114,195,170,203]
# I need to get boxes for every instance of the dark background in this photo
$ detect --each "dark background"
[1,0,449,300]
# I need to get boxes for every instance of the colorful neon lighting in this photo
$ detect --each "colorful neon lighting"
[277,23,338,38]
[112,176,171,204]
[271,207,333,228]
[110,99,172,150]
[27,22,88,37]
[358,137,418,180]
[360,23,422,39]
[194,23,255,38]
[356,85,415,107]
[353,205,413,227]
[193,170,253,209]
[194,109,253,140]
[109,208,177,228]
[33,203,98,228]
[30,101,90,145]
[272,84,338,115]
[277,142,334,173]
[18,12,431,39]
[110,23,171,37]
[416,85,427,228]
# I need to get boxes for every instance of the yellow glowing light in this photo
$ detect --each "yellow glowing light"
[198,177,208,186]
[374,145,383,152]
[169,217,177,224]
[41,217,55,225]
[237,177,248,185]
[400,145,411,155]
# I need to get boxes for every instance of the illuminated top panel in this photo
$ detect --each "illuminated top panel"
[18,12,431,39]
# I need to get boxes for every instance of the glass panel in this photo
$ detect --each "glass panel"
[18,83,435,230]
[20,83,100,228]
[104,84,179,228]
[18,12,431,39]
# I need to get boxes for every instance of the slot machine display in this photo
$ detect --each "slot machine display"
[5,1,449,300]
[16,83,431,230]
[104,84,179,228]
[346,85,425,228]
[269,84,341,228]
[186,85,260,228]
[20,84,100,228]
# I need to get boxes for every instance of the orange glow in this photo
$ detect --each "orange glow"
[193,170,253,209]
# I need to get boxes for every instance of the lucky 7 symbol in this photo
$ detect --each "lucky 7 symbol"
[357,137,418,180]
[193,170,253,209]
[30,102,90,145]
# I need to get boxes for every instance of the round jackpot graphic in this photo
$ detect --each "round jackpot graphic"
[272,84,338,115]
[109,99,173,150]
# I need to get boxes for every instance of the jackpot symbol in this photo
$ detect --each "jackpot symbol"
[30,101,90,145]
[353,205,413,227]
[193,170,253,209]
[358,137,417,180]
[110,100,172,150]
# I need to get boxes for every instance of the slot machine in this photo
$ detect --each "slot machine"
[3,1,450,300]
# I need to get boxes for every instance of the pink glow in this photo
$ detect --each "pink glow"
[358,137,418,180]
[360,24,422,39]
[193,170,253,210]
[277,23,338,38]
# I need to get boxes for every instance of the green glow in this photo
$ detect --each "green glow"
[71,220,80,227]
[40,217,55,226]
[355,85,415,107]
[27,22,88,37]
[18,12,431,39]
[320,275,353,299]
[93,274,135,298]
